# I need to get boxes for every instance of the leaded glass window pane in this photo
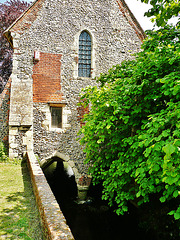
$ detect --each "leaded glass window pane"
[78,31,91,77]
[51,107,62,128]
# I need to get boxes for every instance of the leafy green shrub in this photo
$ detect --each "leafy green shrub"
[0,141,8,162]
[141,0,180,28]
[79,25,180,220]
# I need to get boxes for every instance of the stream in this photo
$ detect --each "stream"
[43,161,179,240]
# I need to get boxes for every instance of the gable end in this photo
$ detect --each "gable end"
[4,0,45,48]
[117,0,146,41]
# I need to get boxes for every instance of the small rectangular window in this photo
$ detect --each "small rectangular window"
[51,107,62,128]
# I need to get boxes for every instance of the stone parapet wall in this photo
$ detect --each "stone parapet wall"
[26,150,74,240]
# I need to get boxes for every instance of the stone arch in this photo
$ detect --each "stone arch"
[40,151,92,200]
[40,151,81,184]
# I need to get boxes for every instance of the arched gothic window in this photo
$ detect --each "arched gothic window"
[78,31,91,77]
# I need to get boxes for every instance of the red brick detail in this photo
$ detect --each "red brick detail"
[0,78,11,107]
[0,78,11,145]
[78,176,92,187]
[33,52,63,103]
[10,0,45,35]
[77,99,89,127]
[74,56,78,64]
[3,136,8,142]
[116,0,146,42]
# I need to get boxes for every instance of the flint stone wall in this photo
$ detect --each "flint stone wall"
[8,0,143,175]
[0,78,11,146]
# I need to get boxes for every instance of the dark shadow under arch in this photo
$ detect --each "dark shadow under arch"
[43,159,78,202]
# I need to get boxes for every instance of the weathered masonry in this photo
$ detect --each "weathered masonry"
[1,0,145,195]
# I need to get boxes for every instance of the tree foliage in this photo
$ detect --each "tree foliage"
[79,25,180,219]
[0,0,30,93]
[140,0,180,27]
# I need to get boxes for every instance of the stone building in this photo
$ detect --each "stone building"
[0,0,145,193]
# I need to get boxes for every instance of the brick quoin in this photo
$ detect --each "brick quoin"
[33,52,63,103]
[0,78,11,145]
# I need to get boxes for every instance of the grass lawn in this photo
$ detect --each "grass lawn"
[0,159,45,239]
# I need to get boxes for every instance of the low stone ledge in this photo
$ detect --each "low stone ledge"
[26,150,74,240]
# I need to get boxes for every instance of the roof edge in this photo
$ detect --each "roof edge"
[4,0,44,48]
[117,0,146,41]
[4,0,146,48]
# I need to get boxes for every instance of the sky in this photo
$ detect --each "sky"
[125,0,154,30]
[0,0,155,30]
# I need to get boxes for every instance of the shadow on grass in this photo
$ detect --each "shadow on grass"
[0,160,45,240]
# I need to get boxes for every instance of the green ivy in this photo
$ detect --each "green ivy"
[78,25,180,220]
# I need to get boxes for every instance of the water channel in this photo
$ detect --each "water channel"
[43,161,179,240]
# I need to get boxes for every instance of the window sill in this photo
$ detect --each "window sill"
[75,77,95,81]
[50,124,71,133]
[50,127,65,133]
